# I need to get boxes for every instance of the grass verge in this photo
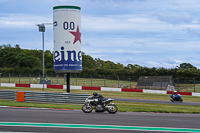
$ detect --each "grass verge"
[115,101,200,113]
[0,100,81,110]
[0,100,200,114]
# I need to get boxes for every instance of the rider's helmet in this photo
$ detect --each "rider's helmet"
[93,92,98,96]
[174,91,177,94]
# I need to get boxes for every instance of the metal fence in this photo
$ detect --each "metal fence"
[0,73,200,92]
[136,77,200,92]
[174,78,200,92]
[0,73,138,88]
[0,90,90,104]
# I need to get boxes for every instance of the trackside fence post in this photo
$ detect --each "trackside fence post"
[75,74,77,86]
[64,74,66,85]
[0,73,1,83]
[56,74,58,84]
[103,75,105,87]
[193,78,195,92]
[9,73,10,83]
[29,73,31,84]
[117,75,119,88]
[18,73,20,84]
[90,74,92,87]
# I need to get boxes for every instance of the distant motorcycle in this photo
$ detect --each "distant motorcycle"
[170,94,183,102]
[82,96,118,114]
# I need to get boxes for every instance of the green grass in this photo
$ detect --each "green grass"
[116,101,200,113]
[0,100,81,110]
[0,100,200,114]
[1,87,200,113]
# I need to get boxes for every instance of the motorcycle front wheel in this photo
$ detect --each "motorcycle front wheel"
[179,98,183,103]
[107,104,118,114]
[170,98,174,102]
[82,104,93,113]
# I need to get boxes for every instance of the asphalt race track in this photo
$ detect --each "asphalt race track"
[0,107,200,133]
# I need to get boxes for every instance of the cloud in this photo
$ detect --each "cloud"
[187,28,200,37]
[82,13,200,35]
[0,13,52,29]
[82,14,174,32]
[138,59,182,69]
[153,10,194,25]
[175,60,183,64]
[82,42,92,47]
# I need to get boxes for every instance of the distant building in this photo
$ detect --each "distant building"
[136,76,175,91]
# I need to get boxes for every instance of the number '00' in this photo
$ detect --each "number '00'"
[63,22,75,30]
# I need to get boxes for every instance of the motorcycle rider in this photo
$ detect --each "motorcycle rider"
[92,92,106,104]
[172,91,178,100]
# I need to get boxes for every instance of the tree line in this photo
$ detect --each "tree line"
[0,44,200,80]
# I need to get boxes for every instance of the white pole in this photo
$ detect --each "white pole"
[42,27,45,92]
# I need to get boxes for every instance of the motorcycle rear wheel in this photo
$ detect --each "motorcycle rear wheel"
[107,104,118,114]
[82,104,93,113]
[170,98,174,102]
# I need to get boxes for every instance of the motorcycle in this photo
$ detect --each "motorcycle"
[82,96,118,114]
[170,94,183,102]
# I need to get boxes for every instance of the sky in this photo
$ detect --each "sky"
[0,0,200,68]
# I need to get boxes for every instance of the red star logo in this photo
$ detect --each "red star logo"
[69,25,81,44]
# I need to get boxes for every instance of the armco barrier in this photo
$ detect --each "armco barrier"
[122,88,143,92]
[1,83,200,97]
[0,90,16,100]
[47,84,63,89]
[16,84,30,88]
[0,90,90,104]
[30,84,47,88]
[82,86,101,90]
[143,90,167,95]
[101,87,121,92]
[1,83,15,87]
[22,92,90,104]
[167,91,192,96]
[69,85,82,90]
[192,92,200,96]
